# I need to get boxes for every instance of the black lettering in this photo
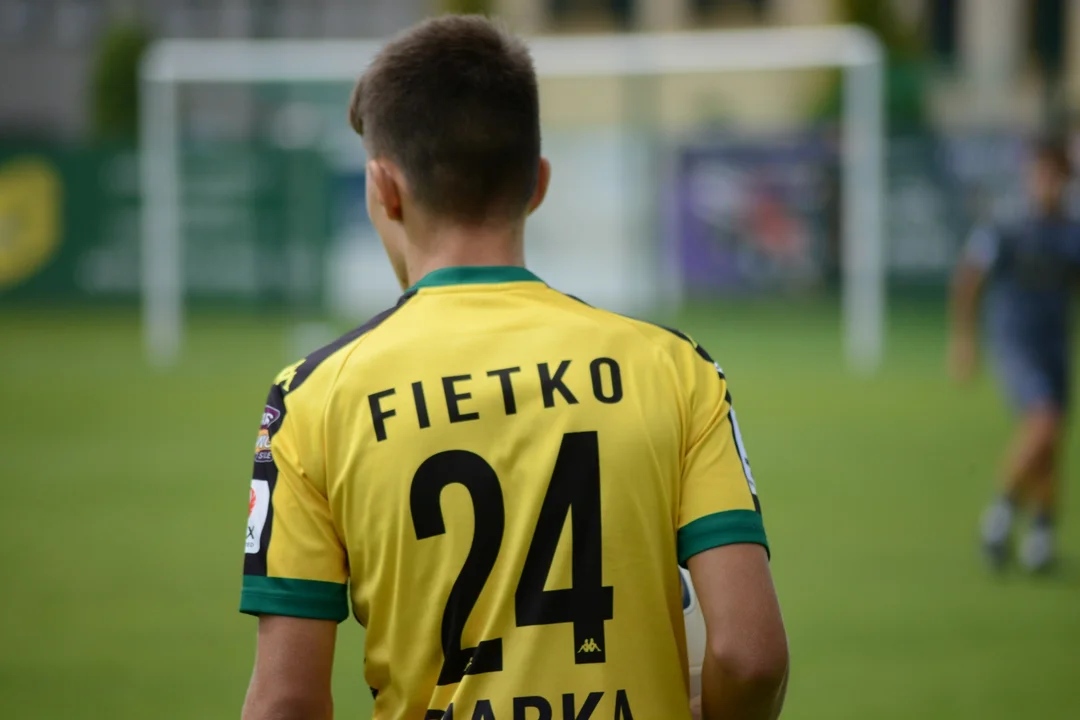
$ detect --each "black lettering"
[443,375,480,423]
[515,433,612,662]
[412,453,504,684]
[368,389,396,442]
[589,358,623,404]
[472,700,495,720]
[563,692,603,720]
[539,361,578,408]
[412,381,431,429]
[613,690,633,720]
[487,367,522,415]
[514,696,552,720]
[426,709,452,720]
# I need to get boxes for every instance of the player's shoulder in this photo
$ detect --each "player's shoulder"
[983,218,1022,243]
[547,290,721,372]
[979,202,1031,239]
[270,294,415,400]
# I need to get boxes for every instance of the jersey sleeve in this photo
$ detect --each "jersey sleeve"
[676,345,768,567]
[240,380,349,622]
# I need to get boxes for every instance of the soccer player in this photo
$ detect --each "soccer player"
[239,16,788,720]
[949,138,1080,573]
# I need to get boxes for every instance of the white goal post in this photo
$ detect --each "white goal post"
[140,26,884,370]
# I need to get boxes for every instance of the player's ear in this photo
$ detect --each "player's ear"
[527,157,551,216]
[367,159,405,222]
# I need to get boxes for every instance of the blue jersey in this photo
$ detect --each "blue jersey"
[966,215,1080,351]
[965,214,1080,410]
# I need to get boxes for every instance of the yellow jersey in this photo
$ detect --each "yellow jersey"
[240,266,768,720]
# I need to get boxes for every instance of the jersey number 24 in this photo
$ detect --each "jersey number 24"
[411,431,614,686]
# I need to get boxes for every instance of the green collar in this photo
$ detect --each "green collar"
[408,266,544,292]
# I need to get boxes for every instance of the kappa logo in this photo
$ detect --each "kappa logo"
[577,638,602,654]
[275,360,304,393]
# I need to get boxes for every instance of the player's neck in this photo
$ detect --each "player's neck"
[405,222,527,288]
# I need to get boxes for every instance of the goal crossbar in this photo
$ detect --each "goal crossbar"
[140,25,884,369]
[143,27,882,83]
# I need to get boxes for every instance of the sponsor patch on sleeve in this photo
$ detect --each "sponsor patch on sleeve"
[254,405,281,463]
[254,429,273,463]
[246,479,270,554]
[261,405,281,428]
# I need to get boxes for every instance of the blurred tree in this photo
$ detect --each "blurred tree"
[440,0,494,14]
[90,24,151,141]
[815,0,928,131]
[1031,0,1067,132]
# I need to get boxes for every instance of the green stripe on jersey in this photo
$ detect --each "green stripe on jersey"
[410,265,543,290]
[240,576,349,622]
[677,509,769,566]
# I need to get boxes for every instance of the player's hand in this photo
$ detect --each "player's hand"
[690,695,702,720]
[948,333,978,384]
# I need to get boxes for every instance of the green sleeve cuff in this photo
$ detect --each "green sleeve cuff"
[240,576,349,622]
[678,509,770,566]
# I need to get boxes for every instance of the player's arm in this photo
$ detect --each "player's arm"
[676,350,787,720]
[242,615,336,720]
[239,379,349,719]
[948,227,997,382]
[689,545,787,720]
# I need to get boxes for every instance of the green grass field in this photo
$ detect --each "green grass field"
[2,300,1078,719]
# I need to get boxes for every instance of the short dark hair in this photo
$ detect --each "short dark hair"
[350,15,541,223]
[1033,136,1072,177]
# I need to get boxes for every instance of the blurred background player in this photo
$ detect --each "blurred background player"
[949,138,1080,573]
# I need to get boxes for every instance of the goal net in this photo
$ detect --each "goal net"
[140,26,884,370]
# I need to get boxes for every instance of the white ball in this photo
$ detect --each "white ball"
[680,566,707,698]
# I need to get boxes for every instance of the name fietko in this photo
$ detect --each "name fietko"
[368,358,624,442]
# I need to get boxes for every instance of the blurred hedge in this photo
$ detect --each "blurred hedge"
[440,0,493,14]
[815,0,928,131]
[90,24,151,141]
